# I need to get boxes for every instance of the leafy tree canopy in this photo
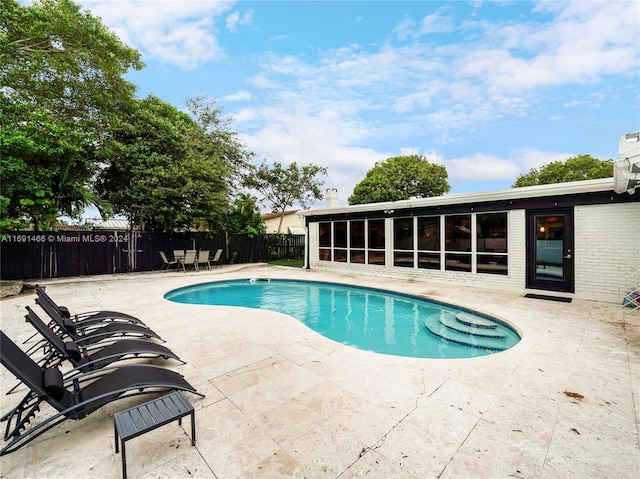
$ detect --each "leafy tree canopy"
[96,96,253,232]
[1,0,142,123]
[1,0,142,230]
[513,154,614,187]
[348,155,450,205]
[245,161,327,233]
[226,193,266,235]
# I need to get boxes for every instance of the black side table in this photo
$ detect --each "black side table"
[114,391,195,479]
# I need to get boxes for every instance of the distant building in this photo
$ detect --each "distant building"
[261,211,305,234]
[84,218,131,231]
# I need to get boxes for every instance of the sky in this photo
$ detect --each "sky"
[76,0,639,209]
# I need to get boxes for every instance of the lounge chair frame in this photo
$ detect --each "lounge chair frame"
[36,286,146,327]
[25,306,184,371]
[0,331,203,456]
[34,294,163,347]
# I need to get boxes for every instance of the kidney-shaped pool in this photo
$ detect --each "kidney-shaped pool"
[165,279,520,359]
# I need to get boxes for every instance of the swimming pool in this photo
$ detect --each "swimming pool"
[164,279,520,359]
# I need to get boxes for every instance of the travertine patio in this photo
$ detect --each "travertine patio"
[1,265,638,478]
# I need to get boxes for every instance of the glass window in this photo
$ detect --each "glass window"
[477,255,508,275]
[368,251,385,265]
[418,252,440,270]
[334,222,347,248]
[319,222,331,247]
[535,215,564,281]
[445,253,471,272]
[318,222,331,261]
[318,249,331,261]
[445,215,471,252]
[393,218,413,250]
[394,251,414,268]
[477,213,508,275]
[477,213,507,253]
[368,219,385,249]
[350,251,366,264]
[350,221,365,248]
[417,216,440,251]
[317,212,507,275]
[334,249,347,262]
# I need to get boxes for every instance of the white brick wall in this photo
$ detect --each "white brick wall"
[307,204,639,303]
[308,222,319,263]
[574,203,640,303]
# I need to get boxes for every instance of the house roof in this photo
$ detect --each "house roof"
[299,178,618,217]
[261,210,299,220]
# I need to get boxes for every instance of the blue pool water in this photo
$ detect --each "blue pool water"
[164,279,520,359]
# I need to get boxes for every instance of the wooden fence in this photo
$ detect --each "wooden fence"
[0,231,305,280]
[229,233,305,264]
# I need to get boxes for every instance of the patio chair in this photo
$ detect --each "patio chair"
[25,306,184,372]
[0,330,203,456]
[210,248,223,267]
[34,295,164,347]
[36,286,147,327]
[180,250,198,272]
[173,249,185,262]
[197,250,210,270]
[159,251,178,271]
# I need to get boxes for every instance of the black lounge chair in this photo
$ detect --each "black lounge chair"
[34,293,163,347]
[0,330,203,456]
[36,286,147,327]
[25,306,185,372]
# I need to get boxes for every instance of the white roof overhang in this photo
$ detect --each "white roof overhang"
[300,178,615,217]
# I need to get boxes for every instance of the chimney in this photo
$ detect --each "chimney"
[325,188,339,208]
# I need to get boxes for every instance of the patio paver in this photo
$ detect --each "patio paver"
[1,265,638,478]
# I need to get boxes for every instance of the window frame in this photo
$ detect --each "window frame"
[318,211,508,275]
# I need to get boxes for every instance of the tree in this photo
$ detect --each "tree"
[0,0,142,229]
[226,194,266,235]
[185,96,254,190]
[245,161,328,233]
[513,154,614,187]
[96,96,253,232]
[348,155,450,205]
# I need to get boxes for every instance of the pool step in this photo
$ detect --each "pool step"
[438,313,507,339]
[455,312,498,329]
[424,312,508,351]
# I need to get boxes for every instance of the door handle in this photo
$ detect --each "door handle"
[564,254,572,259]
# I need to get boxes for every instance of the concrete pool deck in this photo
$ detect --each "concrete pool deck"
[1,265,638,478]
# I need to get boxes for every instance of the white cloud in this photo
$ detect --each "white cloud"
[226,11,241,33]
[444,153,525,182]
[417,7,456,35]
[80,0,234,70]
[412,148,575,184]
[393,17,416,41]
[457,1,640,92]
[269,34,289,42]
[226,8,254,33]
[238,105,390,203]
[223,90,253,102]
